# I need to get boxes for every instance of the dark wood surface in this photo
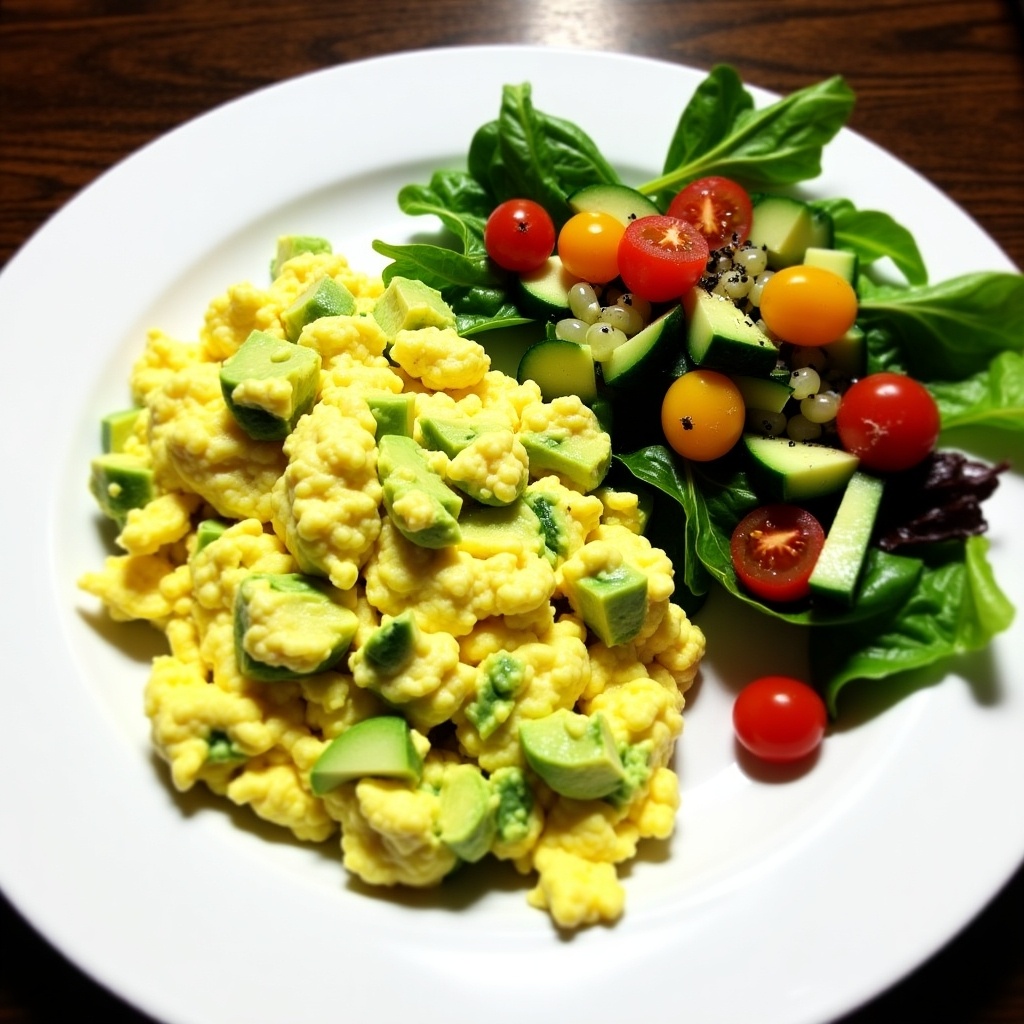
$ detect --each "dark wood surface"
[1,2,1022,1021]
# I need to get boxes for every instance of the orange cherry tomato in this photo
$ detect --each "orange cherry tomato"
[557,211,625,283]
[758,264,858,347]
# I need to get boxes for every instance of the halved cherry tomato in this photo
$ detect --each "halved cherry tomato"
[557,210,624,283]
[617,215,710,303]
[661,370,745,461]
[484,198,556,273]
[733,675,827,763]
[730,504,825,603]
[835,372,940,472]
[667,176,754,249]
[757,264,858,347]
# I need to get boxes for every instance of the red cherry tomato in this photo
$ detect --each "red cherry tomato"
[835,372,940,473]
[733,675,827,763]
[730,504,825,603]
[667,176,754,249]
[617,215,710,303]
[484,199,556,273]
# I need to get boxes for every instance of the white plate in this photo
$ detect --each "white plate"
[1,45,1021,1024]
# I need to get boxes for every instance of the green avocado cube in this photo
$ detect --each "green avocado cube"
[233,572,359,682]
[519,430,611,493]
[100,408,143,454]
[372,276,456,339]
[360,610,418,675]
[194,518,230,552]
[281,276,356,342]
[367,393,416,439]
[220,330,321,441]
[565,563,648,648]
[377,434,462,548]
[438,764,497,863]
[309,716,423,795]
[520,709,626,801]
[270,234,332,278]
[89,452,154,525]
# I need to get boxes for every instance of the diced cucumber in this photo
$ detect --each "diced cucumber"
[822,324,866,379]
[601,306,684,390]
[517,338,598,403]
[748,196,833,269]
[804,246,859,286]
[566,183,660,227]
[684,288,778,377]
[731,374,793,414]
[743,434,859,500]
[515,255,575,319]
[808,471,885,605]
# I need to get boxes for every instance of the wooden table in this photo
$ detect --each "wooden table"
[1,2,1021,1021]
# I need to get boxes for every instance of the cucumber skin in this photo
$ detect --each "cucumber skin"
[518,338,598,403]
[743,434,859,501]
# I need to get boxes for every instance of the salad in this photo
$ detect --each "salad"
[373,64,1023,745]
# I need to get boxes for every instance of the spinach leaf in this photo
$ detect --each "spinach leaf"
[371,239,498,292]
[811,197,928,286]
[395,173,493,256]
[639,66,855,196]
[811,537,1015,715]
[929,351,1024,433]
[858,272,1024,380]
[471,83,619,227]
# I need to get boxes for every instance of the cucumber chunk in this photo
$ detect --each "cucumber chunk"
[517,338,598,402]
[601,305,684,390]
[731,374,793,414]
[744,434,859,501]
[566,183,660,227]
[808,471,885,605]
[804,246,859,287]
[748,196,833,269]
[684,288,778,377]
[515,255,575,319]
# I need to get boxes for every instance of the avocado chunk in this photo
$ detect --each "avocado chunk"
[490,766,536,844]
[220,329,321,441]
[281,276,356,342]
[377,434,462,548]
[465,651,528,739]
[438,764,497,862]
[233,572,359,682]
[522,487,572,563]
[205,729,246,765]
[270,234,332,278]
[367,393,416,439]
[519,430,611,493]
[100,408,143,454]
[564,563,649,647]
[808,471,885,605]
[360,610,418,675]
[194,518,229,552]
[309,716,423,796]
[372,276,456,339]
[418,416,498,457]
[520,709,626,801]
[89,452,155,525]
[456,500,545,559]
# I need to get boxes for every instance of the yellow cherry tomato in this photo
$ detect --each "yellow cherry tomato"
[758,264,858,347]
[661,370,745,461]
[557,211,625,283]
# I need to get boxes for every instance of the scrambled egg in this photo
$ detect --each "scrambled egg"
[78,242,706,930]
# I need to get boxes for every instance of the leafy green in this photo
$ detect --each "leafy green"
[639,66,855,197]
[858,272,1024,380]
[811,538,1015,715]
[811,197,928,286]
[927,351,1024,433]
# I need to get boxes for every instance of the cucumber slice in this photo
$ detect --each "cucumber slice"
[822,324,866,379]
[748,196,833,269]
[808,471,885,605]
[743,433,859,500]
[601,306,684,390]
[804,246,859,286]
[566,183,660,227]
[517,338,598,402]
[516,255,575,319]
[684,288,778,377]
[731,374,793,414]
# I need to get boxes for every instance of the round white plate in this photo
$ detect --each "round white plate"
[1,45,1021,1024]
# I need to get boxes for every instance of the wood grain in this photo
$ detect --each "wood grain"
[1,2,1021,1022]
